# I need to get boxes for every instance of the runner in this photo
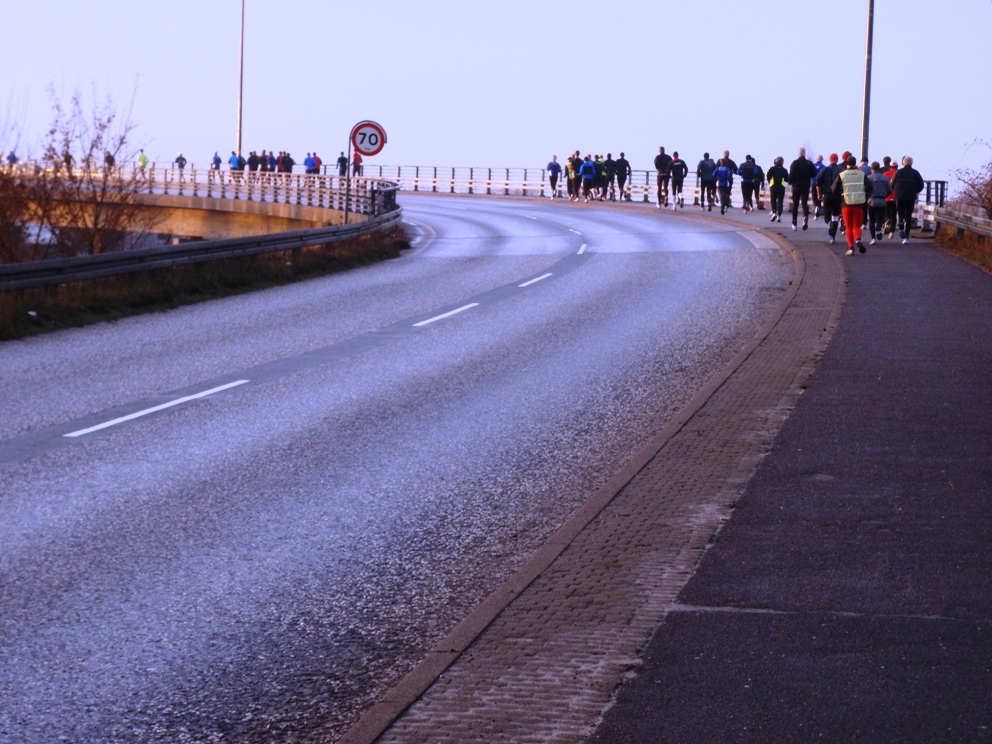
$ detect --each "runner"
[696,152,717,211]
[832,154,870,256]
[811,154,826,217]
[816,154,844,244]
[891,156,925,244]
[882,156,899,237]
[866,161,892,244]
[547,155,562,199]
[578,155,597,202]
[565,157,576,201]
[752,158,765,210]
[670,152,689,210]
[713,158,734,215]
[766,157,789,222]
[594,155,607,200]
[654,146,672,208]
[738,155,758,212]
[615,152,631,201]
[604,153,617,201]
[788,147,817,231]
[569,151,584,202]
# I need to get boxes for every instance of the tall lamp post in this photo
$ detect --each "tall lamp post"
[236,0,245,156]
[861,0,875,162]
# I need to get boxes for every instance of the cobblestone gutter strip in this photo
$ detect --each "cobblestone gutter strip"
[340,227,844,744]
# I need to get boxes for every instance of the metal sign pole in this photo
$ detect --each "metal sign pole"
[236,0,245,156]
[861,0,875,163]
[344,138,351,225]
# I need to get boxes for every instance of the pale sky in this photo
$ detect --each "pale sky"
[1,0,990,181]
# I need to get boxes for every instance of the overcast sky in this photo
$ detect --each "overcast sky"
[1,0,990,179]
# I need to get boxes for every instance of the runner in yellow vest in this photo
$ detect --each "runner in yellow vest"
[831,156,871,255]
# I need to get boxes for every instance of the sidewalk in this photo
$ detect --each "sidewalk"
[592,219,992,742]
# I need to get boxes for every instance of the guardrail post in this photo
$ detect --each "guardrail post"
[433,166,438,193]
[523,168,528,197]
[540,168,545,198]
[414,166,419,192]
[487,168,491,195]
[644,171,650,202]
[469,167,474,195]
[505,168,509,196]
[693,175,700,206]
[148,166,155,194]
[450,167,455,193]
[191,169,198,197]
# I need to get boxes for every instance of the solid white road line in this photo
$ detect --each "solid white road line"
[578,244,587,254]
[519,273,552,288]
[568,229,582,235]
[413,303,480,327]
[64,380,251,438]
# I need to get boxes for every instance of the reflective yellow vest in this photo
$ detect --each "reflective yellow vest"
[839,168,868,205]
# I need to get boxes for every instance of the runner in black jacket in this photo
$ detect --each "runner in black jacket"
[654,147,673,207]
[788,147,818,231]
[615,153,631,201]
[669,153,689,210]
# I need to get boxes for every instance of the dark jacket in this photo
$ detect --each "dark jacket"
[670,158,689,180]
[789,156,817,187]
[713,164,734,187]
[615,158,631,180]
[892,166,925,201]
[604,157,616,178]
[654,153,673,175]
[816,163,843,195]
[697,157,717,181]
[738,161,757,182]
[766,165,789,188]
[867,173,892,207]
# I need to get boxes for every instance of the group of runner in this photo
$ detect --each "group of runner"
[545,146,927,250]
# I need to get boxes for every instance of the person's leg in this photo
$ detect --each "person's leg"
[791,187,800,225]
[800,186,810,221]
[841,206,857,250]
[549,174,558,197]
[885,201,897,236]
[742,183,753,210]
[898,200,915,240]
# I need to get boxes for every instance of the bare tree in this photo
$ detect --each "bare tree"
[956,140,992,219]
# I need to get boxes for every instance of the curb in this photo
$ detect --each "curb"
[338,214,815,744]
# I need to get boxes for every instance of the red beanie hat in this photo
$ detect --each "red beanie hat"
[829,153,839,163]
[841,151,852,161]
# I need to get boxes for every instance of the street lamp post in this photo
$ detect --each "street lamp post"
[236,0,245,156]
[861,0,875,162]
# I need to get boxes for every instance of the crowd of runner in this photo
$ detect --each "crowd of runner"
[546,147,927,251]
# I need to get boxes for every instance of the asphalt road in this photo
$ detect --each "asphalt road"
[0,195,791,743]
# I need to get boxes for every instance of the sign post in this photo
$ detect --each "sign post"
[344,120,387,224]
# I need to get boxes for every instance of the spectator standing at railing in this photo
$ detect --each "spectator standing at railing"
[259,150,269,172]
[247,151,259,173]
[670,152,688,210]
[211,151,221,170]
[267,151,276,172]
[352,151,363,176]
[882,156,898,237]
[337,151,348,176]
[615,153,631,201]
[313,152,323,174]
[696,153,717,211]
[891,156,925,244]
[103,151,115,169]
[654,147,673,208]
[832,155,870,256]
[228,151,239,171]
[547,155,562,199]
[137,149,148,171]
[304,152,316,175]
[766,157,789,222]
[6,150,18,165]
[283,152,296,173]
[817,153,844,245]
[174,152,187,171]
[713,159,735,215]
[788,147,817,231]
[866,161,892,244]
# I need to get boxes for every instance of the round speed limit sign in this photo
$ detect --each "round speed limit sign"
[351,121,387,157]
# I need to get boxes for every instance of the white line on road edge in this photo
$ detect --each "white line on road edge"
[578,244,587,254]
[568,229,582,235]
[64,380,250,438]
[413,303,480,327]
[519,273,552,288]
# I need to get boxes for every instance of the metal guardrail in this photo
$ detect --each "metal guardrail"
[0,208,403,291]
[933,207,992,239]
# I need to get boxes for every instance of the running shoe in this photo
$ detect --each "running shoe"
[858,240,866,253]
[869,238,876,245]
[802,216,809,231]
[792,222,798,232]
[845,249,854,256]
[829,237,836,245]
[902,238,909,244]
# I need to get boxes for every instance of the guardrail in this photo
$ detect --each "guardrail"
[2,163,399,217]
[933,207,992,239]
[0,208,403,291]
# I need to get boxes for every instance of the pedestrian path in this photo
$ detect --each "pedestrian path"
[592,224,992,742]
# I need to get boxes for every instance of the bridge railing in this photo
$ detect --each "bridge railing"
[1,163,400,218]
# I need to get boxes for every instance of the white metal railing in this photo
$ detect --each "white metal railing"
[2,163,400,217]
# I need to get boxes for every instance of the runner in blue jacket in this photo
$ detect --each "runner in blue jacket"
[713,159,734,214]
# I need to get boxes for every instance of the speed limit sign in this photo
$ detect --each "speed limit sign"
[351,120,387,157]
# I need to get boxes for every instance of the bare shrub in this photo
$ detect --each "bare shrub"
[955,140,992,220]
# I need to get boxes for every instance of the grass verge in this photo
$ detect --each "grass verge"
[0,229,409,341]
[934,224,992,275]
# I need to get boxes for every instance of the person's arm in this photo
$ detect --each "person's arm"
[831,173,843,197]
